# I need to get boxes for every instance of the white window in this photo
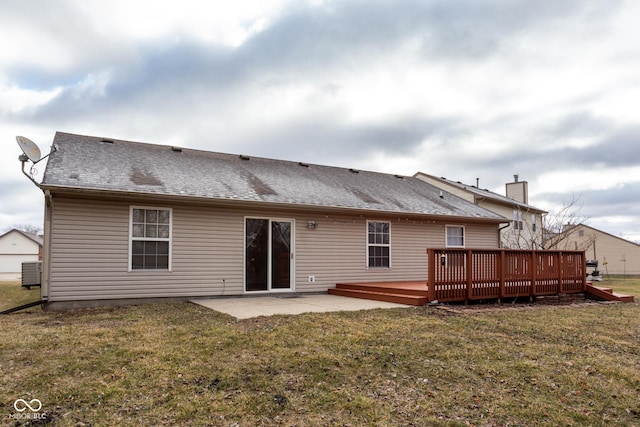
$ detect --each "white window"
[513,210,523,231]
[446,225,465,248]
[367,221,390,268]
[130,207,172,270]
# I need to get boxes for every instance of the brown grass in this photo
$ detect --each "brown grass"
[0,280,638,426]
[0,280,41,312]
[601,276,640,297]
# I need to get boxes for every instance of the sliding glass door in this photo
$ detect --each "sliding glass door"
[245,218,293,292]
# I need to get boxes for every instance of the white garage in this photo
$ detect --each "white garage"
[0,229,42,275]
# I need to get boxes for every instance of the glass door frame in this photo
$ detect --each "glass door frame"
[244,216,295,293]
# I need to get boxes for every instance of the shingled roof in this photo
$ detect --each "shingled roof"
[414,172,547,213]
[41,132,506,222]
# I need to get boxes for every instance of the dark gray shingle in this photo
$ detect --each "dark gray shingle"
[42,132,506,221]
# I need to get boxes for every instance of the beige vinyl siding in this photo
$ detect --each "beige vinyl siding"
[295,219,497,291]
[295,217,442,291]
[561,225,640,275]
[415,175,475,203]
[464,223,500,248]
[48,195,500,301]
[49,198,247,301]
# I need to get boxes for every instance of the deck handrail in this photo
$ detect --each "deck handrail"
[426,248,586,303]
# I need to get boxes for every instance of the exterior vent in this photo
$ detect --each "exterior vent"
[298,162,309,168]
[394,174,405,179]
[349,168,360,174]
[239,155,250,160]
[171,146,183,152]
[101,139,114,144]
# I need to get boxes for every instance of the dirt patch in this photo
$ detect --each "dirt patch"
[423,298,618,315]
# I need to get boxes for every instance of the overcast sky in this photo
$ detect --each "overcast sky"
[2,0,639,242]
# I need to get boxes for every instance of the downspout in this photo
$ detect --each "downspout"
[15,139,57,305]
[41,190,52,302]
[541,211,548,249]
[498,223,511,249]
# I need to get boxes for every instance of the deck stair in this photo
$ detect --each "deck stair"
[586,284,635,303]
[329,281,429,306]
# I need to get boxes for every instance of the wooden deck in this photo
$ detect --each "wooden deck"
[329,280,634,306]
[586,284,635,303]
[329,281,428,306]
[329,249,634,305]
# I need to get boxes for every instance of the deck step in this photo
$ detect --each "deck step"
[612,292,635,303]
[585,284,635,303]
[333,282,428,297]
[328,288,427,306]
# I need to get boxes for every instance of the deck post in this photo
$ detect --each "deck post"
[558,251,565,293]
[499,250,506,301]
[580,251,587,291]
[531,250,537,299]
[426,249,436,302]
[466,250,473,302]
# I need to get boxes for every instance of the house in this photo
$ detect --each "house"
[550,224,640,276]
[37,132,508,307]
[0,229,43,277]
[414,173,546,249]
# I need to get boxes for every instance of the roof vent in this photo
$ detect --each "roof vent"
[394,174,405,179]
[100,139,114,144]
[171,146,183,152]
[239,155,250,161]
[298,162,309,168]
[349,168,359,174]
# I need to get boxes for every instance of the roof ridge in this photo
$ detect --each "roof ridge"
[43,132,507,222]
[54,132,414,179]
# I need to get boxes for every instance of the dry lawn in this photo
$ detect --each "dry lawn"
[0,281,41,313]
[0,279,639,426]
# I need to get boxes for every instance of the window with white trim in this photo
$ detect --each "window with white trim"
[367,221,390,268]
[446,225,465,247]
[130,207,172,270]
[513,210,523,230]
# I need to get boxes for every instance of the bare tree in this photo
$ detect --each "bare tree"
[540,194,589,250]
[500,206,544,250]
[9,224,43,236]
[500,194,588,250]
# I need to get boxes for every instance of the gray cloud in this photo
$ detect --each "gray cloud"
[236,113,462,166]
[18,0,618,120]
[1,0,638,240]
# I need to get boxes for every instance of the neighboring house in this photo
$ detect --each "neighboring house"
[38,132,507,306]
[414,173,546,249]
[0,229,43,274]
[550,224,640,275]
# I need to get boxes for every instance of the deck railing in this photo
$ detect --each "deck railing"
[426,248,586,303]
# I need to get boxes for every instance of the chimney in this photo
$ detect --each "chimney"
[506,175,528,204]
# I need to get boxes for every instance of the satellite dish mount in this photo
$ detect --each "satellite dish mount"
[16,136,57,186]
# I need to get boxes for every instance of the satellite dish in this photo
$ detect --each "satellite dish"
[16,136,42,163]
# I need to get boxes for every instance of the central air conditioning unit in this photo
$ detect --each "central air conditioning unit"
[21,261,42,289]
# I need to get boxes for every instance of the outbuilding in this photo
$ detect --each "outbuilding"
[0,229,42,278]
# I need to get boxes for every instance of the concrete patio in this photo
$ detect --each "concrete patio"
[191,294,410,320]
